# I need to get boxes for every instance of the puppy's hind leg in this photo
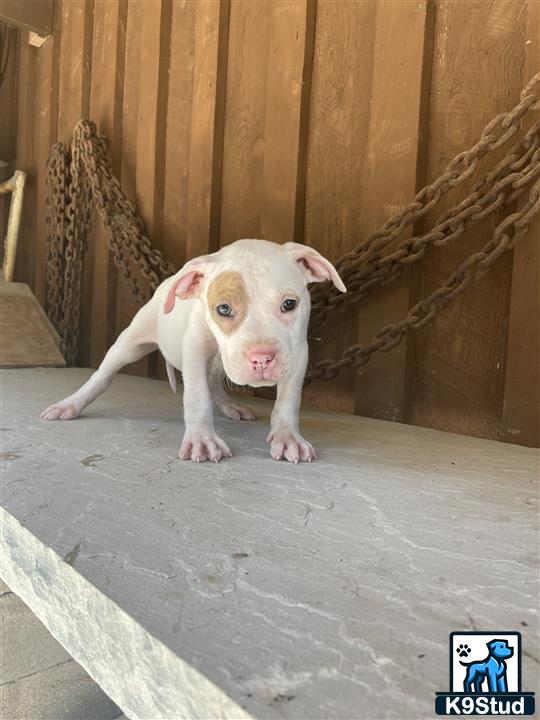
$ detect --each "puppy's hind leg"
[208,355,257,421]
[41,303,158,420]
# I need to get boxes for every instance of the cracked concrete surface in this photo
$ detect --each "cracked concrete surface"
[1,368,539,719]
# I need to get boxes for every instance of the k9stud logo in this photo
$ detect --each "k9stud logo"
[435,632,535,715]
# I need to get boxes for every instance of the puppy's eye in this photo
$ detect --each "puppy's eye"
[216,303,233,317]
[281,298,297,313]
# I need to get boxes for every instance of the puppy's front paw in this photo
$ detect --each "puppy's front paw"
[179,432,232,463]
[40,399,82,421]
[267,430,316,464]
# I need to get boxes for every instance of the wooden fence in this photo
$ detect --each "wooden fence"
[1,0,538,446]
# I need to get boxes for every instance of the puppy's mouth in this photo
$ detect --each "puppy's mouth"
[247,377,278,388]
[224,367,279,388]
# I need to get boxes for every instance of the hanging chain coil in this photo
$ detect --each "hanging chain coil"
[45,73,540,374]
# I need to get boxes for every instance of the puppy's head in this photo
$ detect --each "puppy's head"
[163,239,346,387]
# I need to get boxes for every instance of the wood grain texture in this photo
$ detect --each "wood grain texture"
[6,0,540,445]
[260,0,315,245]
[407,0,528,440]
[353,0,427,423]
[32,2,61,307]
[162,0,197,270]
[220,0,314,249]
[116,0,148,377]
[87,0,127,368]
[303,0,377,413]
[0,282,65,368]
[0,24,19,254]
[56,0,93,141]
[186,0,230,259]
[502,0,540,448]
[13,32,35,289]
[219,0,272,246]
[56,0,94,367]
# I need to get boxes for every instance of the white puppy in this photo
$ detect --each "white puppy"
[41,239,346,463]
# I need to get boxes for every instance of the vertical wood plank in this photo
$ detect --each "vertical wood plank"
[14,31,35,288]
[57,0,94,365]
[32,0,61,307]
[260,0,316,244]
[117,0,171,377]
[185,0,230,259]
[136,0,171,251]
[407,0,527,440]
[502,0,540,448]
[219,0,272,247]
[57,0,93,140]
[116,0,145,376]
[353,0,427,422]
[138,0,171,380]
[87,0,127,368]
[303,0,377,413]
[219,0,315,248]
[161,0,197,270]
[0,25,19,257]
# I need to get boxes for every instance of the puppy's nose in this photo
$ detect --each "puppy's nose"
[248,348,276,371]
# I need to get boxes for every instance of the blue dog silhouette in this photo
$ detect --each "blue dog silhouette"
[460,639,513,693]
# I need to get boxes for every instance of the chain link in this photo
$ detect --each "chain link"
[45,73,540,377]
[306,72,540,381]
[45,123,175,364]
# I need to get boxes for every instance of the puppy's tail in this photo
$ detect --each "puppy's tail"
[165,361,177,394]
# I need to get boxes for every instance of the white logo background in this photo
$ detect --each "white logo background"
[451,632,520,693]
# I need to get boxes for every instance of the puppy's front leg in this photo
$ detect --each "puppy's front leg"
[179,342,232,463]
[267,343,315,464]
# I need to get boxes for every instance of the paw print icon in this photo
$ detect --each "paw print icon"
[456,643,471,658]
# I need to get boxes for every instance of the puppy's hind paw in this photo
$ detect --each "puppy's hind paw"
[219,401,257,422]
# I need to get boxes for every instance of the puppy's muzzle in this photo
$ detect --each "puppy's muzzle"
[247,346,278,381]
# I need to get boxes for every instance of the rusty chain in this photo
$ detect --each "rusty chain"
[46,123,175,363]
[46,72,540,376]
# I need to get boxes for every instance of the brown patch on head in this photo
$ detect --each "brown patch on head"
[207,271,248,335]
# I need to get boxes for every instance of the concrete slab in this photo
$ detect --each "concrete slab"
[1,654,122,720]
[1,590,122,719]
[1,368,539,720]
[1,592,71,683]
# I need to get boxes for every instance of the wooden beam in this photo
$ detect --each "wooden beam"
[33,1,61,307]
[353,0,428,422]
[407,0,528,440]
[260,0,316,245]
[0,25,19,257]
[186,0,230,259]
[219,0,272,247]
[14,31,35,288]
[302,0,378,414]
[56,0,94,366]
[161,0,197,270]
[502,0,540,448]
[87,0,127,368]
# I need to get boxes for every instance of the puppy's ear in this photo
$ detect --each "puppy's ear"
[284,242,346,293]
[163,255,214,314]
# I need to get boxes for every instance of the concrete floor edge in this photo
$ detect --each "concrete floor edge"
[0,507,253,720]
